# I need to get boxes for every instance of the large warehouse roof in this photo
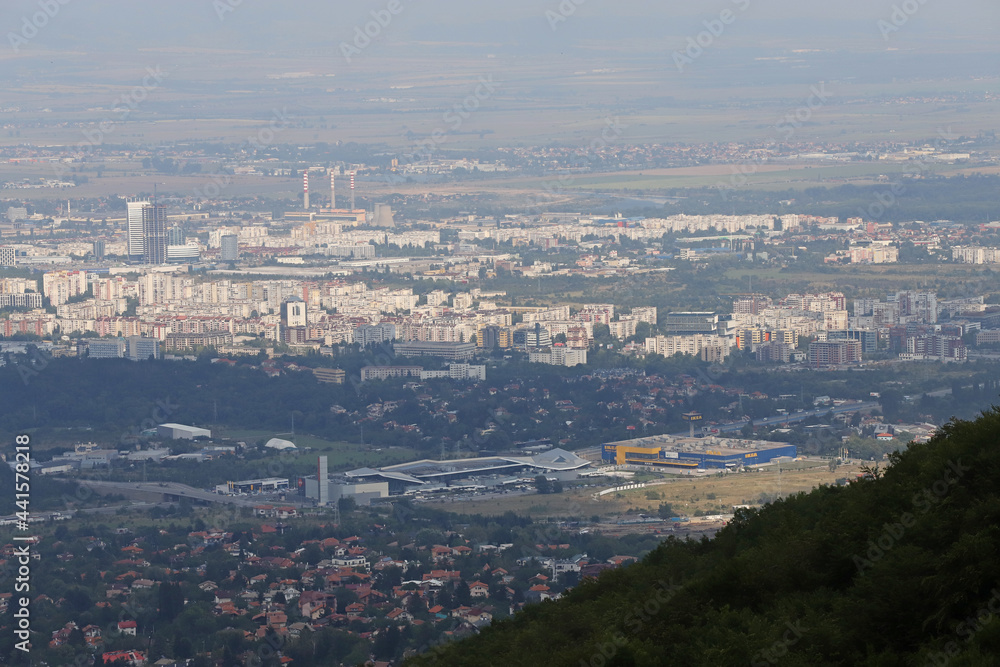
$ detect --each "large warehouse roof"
[158,423,212,439]
[345,448,591,486]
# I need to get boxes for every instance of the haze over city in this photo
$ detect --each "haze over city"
[3,1,1000,666]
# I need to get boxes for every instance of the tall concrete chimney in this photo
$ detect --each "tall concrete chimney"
[317,456,329,506]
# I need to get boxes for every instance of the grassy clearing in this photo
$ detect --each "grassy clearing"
[216,428,417,472]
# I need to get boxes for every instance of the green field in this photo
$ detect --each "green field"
[215,428,418,472]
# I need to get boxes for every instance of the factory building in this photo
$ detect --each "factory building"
[157,423,212,440]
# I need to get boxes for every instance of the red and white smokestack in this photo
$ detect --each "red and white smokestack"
[303,172,310,210]
[350,173,356,211]
[330,170,336,209]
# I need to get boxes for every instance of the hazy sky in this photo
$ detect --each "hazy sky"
[3,0,999,56]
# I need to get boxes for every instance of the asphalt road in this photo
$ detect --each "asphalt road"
[67,479,279,507]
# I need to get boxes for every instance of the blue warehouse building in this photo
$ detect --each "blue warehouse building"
[602,436,796,470]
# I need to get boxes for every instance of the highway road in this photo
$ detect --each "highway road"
[705,401,882,434]
[67,479,282,507]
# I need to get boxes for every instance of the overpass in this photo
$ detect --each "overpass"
[67,480,294,507]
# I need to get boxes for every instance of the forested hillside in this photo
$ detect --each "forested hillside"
[407,409,1000,666]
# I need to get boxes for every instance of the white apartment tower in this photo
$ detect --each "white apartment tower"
[126,199,149,260]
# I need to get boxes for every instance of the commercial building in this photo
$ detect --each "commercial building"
[848,242,898,264]
[807,340,863,368]
[732,296,773,316]
[900,334,967,363]
[167,226,185,247]
[313,367,346,384]
[644,334,732,362]
[827,329,879,354]
[360,363,486,382]
[512,323,552,350]
[327,244,376,260]
[125,200,167,264]
[420,363,487,381]
[977,329,1000,345]
[478,325,512,350]
[165,332,234,350]
[281,296,307,344]
[42,270,88,306]
[142,204,168,265]
[83,338,127,359]
[529,346,587,367]
[345,448,591,495]
[393,341,477,360]
[953,246,1000,265]
[601,434,796,470]
[0,246,15,267]
[220,234,239,262]
[222,477,289,495]
[0,293,42,309]
[78,336,159,361]
[301,458,390,507]
[661,312,721,335]
[892,291,938,324]
[166,245,200,262]
[126,336,160,361]
[126,200,148,261]
[158,423,212,440]
[355,322,396,347]
[360,366,423,382]
[755,341,792,363]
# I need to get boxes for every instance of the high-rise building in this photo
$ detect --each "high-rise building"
[220,235,239,262]
[808,340,862,368]
[167,226,185,247]
[0,246,15,267]
[142,204,167,265]
[478,325,501,349]
[92,241,105,261]
[281,296,308,344]
[126,200,148,260]
[512,323,552,350]
[892,291,938,324]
